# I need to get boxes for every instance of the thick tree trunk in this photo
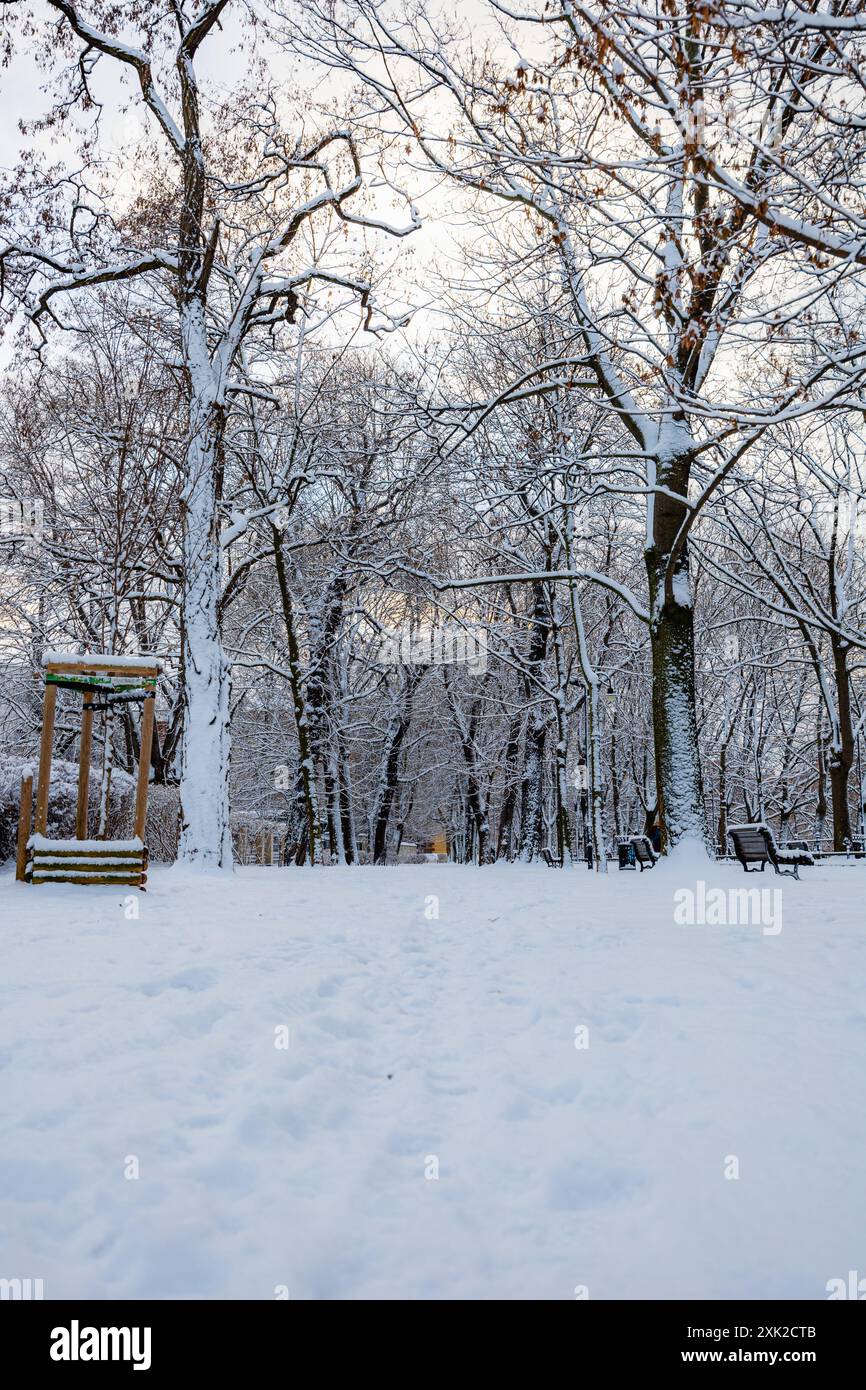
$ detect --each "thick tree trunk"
[551,615,573,862]
[718,742,729,853]
[273,535,321,864]
[815,709,828,850]
[306,584,347,863]
[324,754,344,865]
[284,766,312,865]
[829,637,854,850]
[337,727,358,865]
[460,704,494,865]
[561,526,606,871]
[645,454,706,851]
[609,719,621,843]
[518,713,546,861]
[372,670,421,863]
[177,381,232,868]
[495,712,523,860]
[518,582,552,862]
[174,45,233,869]
[554,724,572,863]
[777,714,798,845]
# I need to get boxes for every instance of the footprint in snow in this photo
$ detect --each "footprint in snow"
[547,1161,648,1211]
[313,1012,372,1040]
[425,1069,477,1096]
[171,1001,231,1038]
[136,967,219,996]
[384,1130,437,1156]
[0,1156,78,1202]
[595,1008,642,1042]
[316,975,347,998]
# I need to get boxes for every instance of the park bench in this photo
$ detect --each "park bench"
[540,846,563,867]
[728,823,814,879]
[629,835,658,871]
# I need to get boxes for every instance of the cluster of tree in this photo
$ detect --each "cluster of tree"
[1,1,865,867]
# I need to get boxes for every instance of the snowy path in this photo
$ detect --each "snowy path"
[1,859,864,1299]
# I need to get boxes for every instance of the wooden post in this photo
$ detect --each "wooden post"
[133,693,155,841]
[34,682,57,836]
[15,773,33,881]
[76,696,94,840]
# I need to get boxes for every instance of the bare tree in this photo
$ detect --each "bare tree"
[1,0,416,864]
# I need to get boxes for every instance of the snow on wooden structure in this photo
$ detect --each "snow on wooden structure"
[16,653,162,889]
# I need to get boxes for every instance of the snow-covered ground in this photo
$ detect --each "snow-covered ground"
[1,856,864,1300]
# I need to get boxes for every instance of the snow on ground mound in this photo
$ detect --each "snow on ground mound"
[0,861,864,1299]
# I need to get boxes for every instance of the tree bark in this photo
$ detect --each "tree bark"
[645,442,706,850]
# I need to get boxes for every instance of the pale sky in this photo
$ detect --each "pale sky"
[0,3,505,364]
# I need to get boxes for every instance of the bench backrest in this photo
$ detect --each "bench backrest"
[728,825,771,860]
[630,835,655,862]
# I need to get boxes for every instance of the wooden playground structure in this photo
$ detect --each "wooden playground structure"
[16,652,161,889]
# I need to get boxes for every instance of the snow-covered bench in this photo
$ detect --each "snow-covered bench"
[629,835,658,871]
[540,846,563,868]
[26,834,148,888]
[728,823,814,880]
